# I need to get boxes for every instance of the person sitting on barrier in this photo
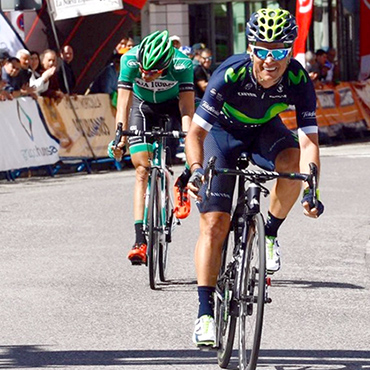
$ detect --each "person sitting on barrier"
[185,8,324,347]
[109,30,194,265]
[40,49,65,103]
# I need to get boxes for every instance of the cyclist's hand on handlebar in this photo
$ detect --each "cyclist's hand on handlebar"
[301,188,324,218]
[187,168,204,201]
[107,139,126,161]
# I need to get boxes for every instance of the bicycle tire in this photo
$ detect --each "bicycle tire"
[159,174,171,282]
[148,168,161,290]
[238,212,266,370]
[216,229,238,368]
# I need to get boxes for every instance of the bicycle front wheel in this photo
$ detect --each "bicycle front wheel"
[216,229,237,368]
[238,212,266,370]
[148,168,162,290]
[159,174,172,282]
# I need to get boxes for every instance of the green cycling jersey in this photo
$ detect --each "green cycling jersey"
[117,46,194,104]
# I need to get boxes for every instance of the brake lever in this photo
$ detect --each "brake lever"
[308,162,318,208]
[204,156,217,200]
[114,122,123,149]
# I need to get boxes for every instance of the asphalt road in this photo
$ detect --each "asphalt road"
[1,141,370,370]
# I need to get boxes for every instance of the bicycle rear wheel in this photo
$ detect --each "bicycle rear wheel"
[159,173,172,282]
[216,229,238,368]
[238,212,266,370]
[148,168,162,290]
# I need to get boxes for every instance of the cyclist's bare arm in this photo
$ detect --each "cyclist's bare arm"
[114,88,133,157]
[178,90,195,132]
[298,131,321,218]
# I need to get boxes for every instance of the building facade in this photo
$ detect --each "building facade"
[140,0,362,81]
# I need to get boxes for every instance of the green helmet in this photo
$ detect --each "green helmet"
[246,8,298,45]
[137,30,175,71]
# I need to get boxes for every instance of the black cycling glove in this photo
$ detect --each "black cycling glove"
[301,188,325,217]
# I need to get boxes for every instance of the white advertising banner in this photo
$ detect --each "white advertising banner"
[0,12,25,57]
[49,0,124,21]
[0,97,60,171]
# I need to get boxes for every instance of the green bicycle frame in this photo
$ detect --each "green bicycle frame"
[143,139,167,231]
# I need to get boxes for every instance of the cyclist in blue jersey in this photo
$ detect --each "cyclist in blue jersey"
[185,8,325,347]
[110,30,194,265]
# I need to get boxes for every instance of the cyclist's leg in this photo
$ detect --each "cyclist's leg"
[250,116,300,272]
[251,116,301,221]
[193,125,247,346]
[127,98,155,264]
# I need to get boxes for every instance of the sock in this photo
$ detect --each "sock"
[134,221,146,245]
[265,211,285,238]
[197,286,215,318]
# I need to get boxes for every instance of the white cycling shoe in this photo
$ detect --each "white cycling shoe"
[266,236,281,274]
[192,315,216,347]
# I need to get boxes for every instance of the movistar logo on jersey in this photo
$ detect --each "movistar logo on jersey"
[224,67,246,83]
[135,78,177,92]
[222,102,289,124]
[288,70,307,85]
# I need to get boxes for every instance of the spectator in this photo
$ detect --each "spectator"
[0,49,12,101]
[192,42,206,67]
[117,37,135,55]
[16,49,33,87]
[115,36,129,54]
[40,49,64,102]
[0,49,10,67]
[29,50,56,95]
[2,57,21,89]
[126,37,135,50]
[326,47,340,83]
[169,35,182,49]
[29,51,42,75]
[2,57,35,98]
[305,50,319,82]
[315,49,328,81]
[88,54,121,97]
[58,45,76,94]
[194,48,213,99]
[179,46,194,59]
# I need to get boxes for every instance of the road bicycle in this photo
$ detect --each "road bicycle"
[114,116,186,290]
[203,155,318,370]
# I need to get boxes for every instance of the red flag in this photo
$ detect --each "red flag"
[294,0,313,67]
[359,0,370,80]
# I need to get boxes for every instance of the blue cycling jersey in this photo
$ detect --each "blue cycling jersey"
[193,53,318,135]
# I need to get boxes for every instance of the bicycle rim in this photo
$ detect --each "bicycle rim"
[148,168,161,290]
[216,230,237,368]
[159,175,171,282]
[238,213,266,370]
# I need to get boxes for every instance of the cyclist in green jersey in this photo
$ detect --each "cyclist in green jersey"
[110,30,194,265]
